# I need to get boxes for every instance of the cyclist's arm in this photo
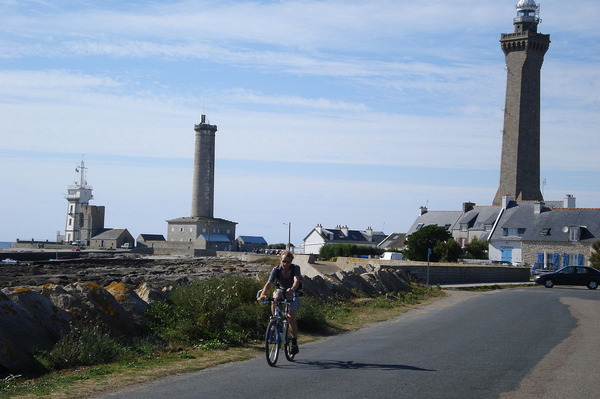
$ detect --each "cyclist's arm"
[286,275,301,293]
[258,281,273,301]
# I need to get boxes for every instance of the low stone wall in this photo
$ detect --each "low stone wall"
[334,257,531,284]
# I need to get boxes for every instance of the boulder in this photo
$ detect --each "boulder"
[135,282,169,305]
[2,286,71,342]
[0,291,53,375]
[105,282,149,327]
[40,282,138,338]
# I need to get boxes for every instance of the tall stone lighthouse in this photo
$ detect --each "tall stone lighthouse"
[191,114,217,218]
[493,0,550,206]
[165,114,236,253]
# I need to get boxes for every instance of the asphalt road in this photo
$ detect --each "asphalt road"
[98,287,599,399]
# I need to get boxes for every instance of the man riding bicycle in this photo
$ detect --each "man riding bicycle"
[258,250,301,354]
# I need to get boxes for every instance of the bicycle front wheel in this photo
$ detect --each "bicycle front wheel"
[265,319,280,367]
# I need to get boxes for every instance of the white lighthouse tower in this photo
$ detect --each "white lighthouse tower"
[64,160,94,244]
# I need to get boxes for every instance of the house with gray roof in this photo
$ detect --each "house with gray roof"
[406,207,462,236]
[136,234,166,248]
[90,228,134,249]
[303,224,387,255]
[408,194,600,267]
[488,196,600,267]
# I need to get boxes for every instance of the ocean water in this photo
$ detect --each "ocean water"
[0,242,13,249]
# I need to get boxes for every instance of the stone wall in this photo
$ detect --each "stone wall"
[522,241,592,267]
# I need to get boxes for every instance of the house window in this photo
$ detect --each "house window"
[569,254,584,266]
[416,223,424,230]
[568,227,581,242]
[503,228,525,237]
[444,224,451,230]
[540,228,550,236]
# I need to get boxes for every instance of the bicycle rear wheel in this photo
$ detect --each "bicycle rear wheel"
[283,321,296,361]
[265,319,280,367]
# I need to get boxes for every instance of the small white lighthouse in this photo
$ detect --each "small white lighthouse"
[64,160,94,244]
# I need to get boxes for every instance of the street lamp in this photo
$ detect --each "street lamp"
[283,222,291,251]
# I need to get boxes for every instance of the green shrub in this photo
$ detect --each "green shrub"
[319,244,383,261]
[37,323,123,370]
[145,274,268,346]
[297,296,329,333]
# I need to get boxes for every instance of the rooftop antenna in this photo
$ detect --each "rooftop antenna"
[542,178,546,197]
[75,156,87,187]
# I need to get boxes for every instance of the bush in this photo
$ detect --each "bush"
[319,244,383,261]
[37,323,123,370]
[145,274,269,346]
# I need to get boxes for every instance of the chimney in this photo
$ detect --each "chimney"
[463,202,475,213]
[419,206,428,216]
[534,201,545,214]
[315,223,323,234]
[564,194,576,208]
[341,225,349,236]
[501,195,513,210]
[365,226,373,241]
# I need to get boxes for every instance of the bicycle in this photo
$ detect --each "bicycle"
[260,293,298,367]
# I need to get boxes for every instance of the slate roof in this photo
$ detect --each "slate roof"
[237,236,267,244]
[458,206,501,230]
[306,227,387,245]
[406,211,462,235]
[166,216,237,225]
[91,228,129,240]
[489,202,600,243]
[138,234,165,241]
[378,233,407,249]
[199,234,232,243]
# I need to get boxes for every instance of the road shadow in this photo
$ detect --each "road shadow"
[292,360,435,371]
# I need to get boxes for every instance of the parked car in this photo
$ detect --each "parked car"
[534,266,600,290]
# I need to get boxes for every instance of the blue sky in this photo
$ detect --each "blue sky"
[1,0,599,246]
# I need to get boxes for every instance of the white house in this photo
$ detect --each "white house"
[303,224,387,255]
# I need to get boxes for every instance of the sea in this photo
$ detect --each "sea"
[0,242,13,249]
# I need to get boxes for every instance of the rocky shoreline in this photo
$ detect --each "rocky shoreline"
[1,254,271,289]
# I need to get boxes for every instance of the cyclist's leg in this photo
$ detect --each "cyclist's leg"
[272,289,284,315]
[287,309,298,339]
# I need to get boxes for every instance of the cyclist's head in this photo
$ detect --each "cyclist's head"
[280,250,294,264]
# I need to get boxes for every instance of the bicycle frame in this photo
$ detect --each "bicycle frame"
[261,295,296,366]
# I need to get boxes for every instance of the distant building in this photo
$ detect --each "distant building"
[377,233,407,251]
[89,228,134,250]
[237,236,268,252]
[136,234,165,248]
[303,224,387,255]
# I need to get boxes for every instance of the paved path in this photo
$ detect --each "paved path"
[97,287,599,399]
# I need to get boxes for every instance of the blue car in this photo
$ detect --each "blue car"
[535,266,600,290]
